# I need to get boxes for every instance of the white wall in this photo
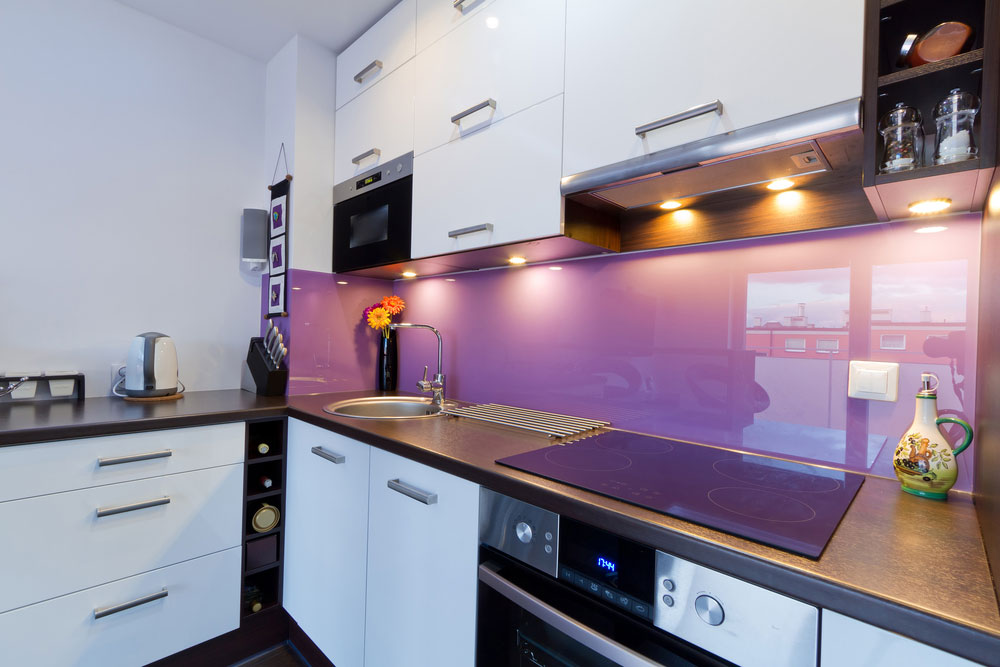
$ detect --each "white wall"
[0,0,266,396]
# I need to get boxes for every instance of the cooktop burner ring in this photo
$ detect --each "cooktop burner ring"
[543,446,633,472]
[712,459,843,494]
[707,486,817,523]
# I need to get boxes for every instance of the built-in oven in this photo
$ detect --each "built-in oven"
[477,489,819,667]
[332,152,412,272]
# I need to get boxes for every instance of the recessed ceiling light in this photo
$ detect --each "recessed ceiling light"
[549,266,562,271]
[908,198,952,215]
[659,200,683,210]
[336,281,348,285]
[401,271,417,278]
[508,256,527,265]
[767,179,795,191]
[915,226,948,234]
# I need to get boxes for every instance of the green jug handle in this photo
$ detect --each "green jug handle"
[936,417,973,456]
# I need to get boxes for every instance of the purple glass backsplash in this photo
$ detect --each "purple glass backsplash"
[392,215,981,490]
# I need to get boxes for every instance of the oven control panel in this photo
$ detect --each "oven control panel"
[479,488,559,577]
[557,564,654,620]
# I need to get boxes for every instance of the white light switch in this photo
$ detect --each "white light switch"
[848,361,899,402]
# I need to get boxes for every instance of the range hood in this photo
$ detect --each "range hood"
[560,99,862,209]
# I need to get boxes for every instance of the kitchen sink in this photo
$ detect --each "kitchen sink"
[323,396,445,419]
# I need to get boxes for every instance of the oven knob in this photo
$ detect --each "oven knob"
[662,579,675,591]
[515,521,533,544]
[695,595,725,626]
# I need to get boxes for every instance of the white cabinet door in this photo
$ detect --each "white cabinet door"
[411,94,563,258]
[335,60,416,184]
[412,0,565,156]
[820,611,979,667]
[337,0,416,109]
[365,448,479,667]
[283,419,371,667]
[415,0,498,53]
[562,0,864,177]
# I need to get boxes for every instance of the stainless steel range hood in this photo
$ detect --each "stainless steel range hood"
[560,99,862,210]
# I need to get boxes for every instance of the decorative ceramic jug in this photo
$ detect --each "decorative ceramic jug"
[892,373,972,499]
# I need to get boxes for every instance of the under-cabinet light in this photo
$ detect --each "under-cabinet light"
[336,281,348,285]
[672,209,694,225]
[401,271,417,278]
[659,200,683,210]
[508,256,527,265]
[549,266,562,271]
[908,198,952,215]
[766,179,795,191]
[915,226,948,234]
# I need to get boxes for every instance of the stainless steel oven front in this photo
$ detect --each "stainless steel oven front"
[476,488,819,667]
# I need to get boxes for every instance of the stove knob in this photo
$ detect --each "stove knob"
[515,521,533,544]
[695,595,725,626]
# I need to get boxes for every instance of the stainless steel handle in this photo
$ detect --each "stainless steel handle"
[312,446,346,465]
[387,478,438,505]
[351,148,381,165]
[453,0,467,7]
[353,59,383,83]
[478,564,661,667]
[98,450,172,467]
[451,98,496,124]
[96,496,170,518]
[448,223,494,238]
[635,99,723,136]
[94,589,168,619]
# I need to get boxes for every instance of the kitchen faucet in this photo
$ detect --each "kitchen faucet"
[389,323,445,408]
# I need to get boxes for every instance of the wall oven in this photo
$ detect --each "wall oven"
[477,489,819,667]
[332,152,412,273]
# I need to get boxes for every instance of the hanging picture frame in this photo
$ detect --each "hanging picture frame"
[269,235,286,275]
[268,273,286,316]
[269,191,287,237]
[265,145,292,319]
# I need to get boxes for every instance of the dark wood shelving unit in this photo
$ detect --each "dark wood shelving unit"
[241,418,287,621]
[877,48,985,86]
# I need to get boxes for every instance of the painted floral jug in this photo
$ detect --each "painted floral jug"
[892,373,973,499]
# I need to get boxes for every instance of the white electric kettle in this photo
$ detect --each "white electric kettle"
[113,332,184,397]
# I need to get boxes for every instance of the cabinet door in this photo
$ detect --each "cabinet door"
[820,611,978,667]
[415,0,498,53]
[411,94,563,258]
[336,0,416,109]
[412,0,565,156]
[365,448,479,667]
[335,60,416,184]
[562,0,864,177]
[283,419,371,667]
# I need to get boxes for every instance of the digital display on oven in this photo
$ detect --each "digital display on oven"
[356,171,382,190]
[559,516,654,603]
[596,556,617,573]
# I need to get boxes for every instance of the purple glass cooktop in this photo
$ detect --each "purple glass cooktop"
[497,430,864,558]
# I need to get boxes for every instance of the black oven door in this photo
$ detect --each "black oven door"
[476,551,734,667]
[332,174,412,272]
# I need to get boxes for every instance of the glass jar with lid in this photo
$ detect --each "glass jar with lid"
[879,103,924,173]
[934,88,980,165]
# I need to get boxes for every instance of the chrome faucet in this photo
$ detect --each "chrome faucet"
[389,323,445,408]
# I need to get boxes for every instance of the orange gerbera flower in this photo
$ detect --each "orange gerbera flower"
[366,307,391,331]
[381,295,405,315]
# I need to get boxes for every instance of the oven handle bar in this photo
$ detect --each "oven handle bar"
[478,563,663,667]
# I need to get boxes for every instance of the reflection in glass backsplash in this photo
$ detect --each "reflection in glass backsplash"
[392,214,980,490]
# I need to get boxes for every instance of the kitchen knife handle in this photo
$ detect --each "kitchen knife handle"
[635,100,723,136]
[354,59,383,84]
[451,98,496,124]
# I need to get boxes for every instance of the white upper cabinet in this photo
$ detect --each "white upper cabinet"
[415,0,498,53]
[412,0,566,156]
[336,0,416,110]
[562,0,865,177]
[820,611,978,667]
[334,60,416,183]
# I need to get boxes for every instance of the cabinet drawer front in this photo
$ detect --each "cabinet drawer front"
[0,547,240,667]
[411,94,563,259]
[0,464,242,613]
[334,60,416,184]
[412,0,565,156]
[336,0,416,109]
[415,0,498,53]
[562,0,863,177]
[0,422,244,503]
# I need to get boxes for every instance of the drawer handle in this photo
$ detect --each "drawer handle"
[351,147,381,165]
[448,223,493,238]
[312,446,346,464]
[451,98,496,124]
[387,478,438,505]
[94,588,168,619]
[353,59,383,84]
[96,496,171,518]
[453,0,466,7]
[635,99,723,136]
[98,450,173,467]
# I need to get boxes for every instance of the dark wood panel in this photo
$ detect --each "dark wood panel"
[148,607,289,667]
[878,48,985,86]
[288,616,335,667]
[563,198,621,252]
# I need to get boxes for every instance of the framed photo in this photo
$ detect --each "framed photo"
[269,194,286,237]
[269,235,286,275]
[267,273,286,316]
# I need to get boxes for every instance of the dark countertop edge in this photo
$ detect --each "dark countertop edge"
[286,406,1000,666]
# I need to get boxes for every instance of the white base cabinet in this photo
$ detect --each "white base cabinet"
[820,611,979,667]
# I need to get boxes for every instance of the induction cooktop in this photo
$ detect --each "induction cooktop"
[496,430,864,558]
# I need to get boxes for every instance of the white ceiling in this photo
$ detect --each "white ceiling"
[114,0,402,61]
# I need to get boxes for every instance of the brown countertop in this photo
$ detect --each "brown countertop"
[2,389,997,663]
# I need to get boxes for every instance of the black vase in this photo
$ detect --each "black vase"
[376,328,398,391]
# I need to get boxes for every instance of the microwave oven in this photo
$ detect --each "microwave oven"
[332,152,413,273]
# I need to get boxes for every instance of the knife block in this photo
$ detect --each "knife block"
[242,337,287,396]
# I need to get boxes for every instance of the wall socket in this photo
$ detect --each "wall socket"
[109,362,126,393]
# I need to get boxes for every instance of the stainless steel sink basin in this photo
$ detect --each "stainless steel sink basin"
[323,396,444,419]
